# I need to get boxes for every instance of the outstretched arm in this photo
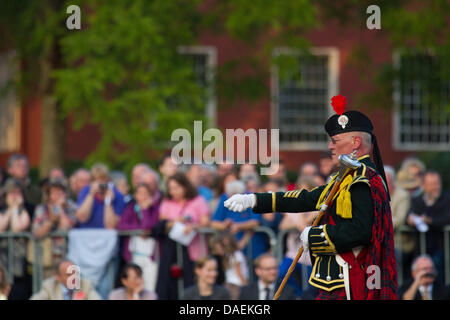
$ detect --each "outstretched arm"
[225,186,325,214]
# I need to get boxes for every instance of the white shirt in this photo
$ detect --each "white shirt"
[418,285,433,300]
[224,251,248,286]
[258,280,276,300]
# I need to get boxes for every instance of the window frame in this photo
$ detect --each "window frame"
[178,46,217,127]
[271,47,339,151]
[392,50,450,151]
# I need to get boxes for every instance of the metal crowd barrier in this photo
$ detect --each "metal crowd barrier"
[1,224,449,298]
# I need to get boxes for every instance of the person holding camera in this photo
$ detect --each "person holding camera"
[399,255,450,300]
[75,163,126,229]
[0,178,32,300]
[31,178,77,278]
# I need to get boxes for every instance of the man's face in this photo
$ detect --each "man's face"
[75,171,91,193]
[423,173,441,200]
[8,159,28,180]
[412,257,436,287]
[328,133,355,167]
[57,262,76,288]
[132,165,148,188]
[256,257,278,285]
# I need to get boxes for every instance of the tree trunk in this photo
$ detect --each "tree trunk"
[38,43,65,178]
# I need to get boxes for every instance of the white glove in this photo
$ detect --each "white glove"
[224,194,256,212]
[299,226,311,251]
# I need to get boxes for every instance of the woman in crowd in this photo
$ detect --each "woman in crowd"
[117,183,160,292]
[222,232,248,300]
[156,172,210,299]
[109,263,157,300]
[182,256,230,300]
[0,178,31,300]
[32,178,77,278]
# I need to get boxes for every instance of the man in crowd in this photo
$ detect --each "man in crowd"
[6,154,42,209]
[406,170,450,283]
[30,260,101,300]
[76,163,125,229]
[239,253,296,300]
[398,255,450,300]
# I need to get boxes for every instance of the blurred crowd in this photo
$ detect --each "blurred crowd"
[0,151,449,301]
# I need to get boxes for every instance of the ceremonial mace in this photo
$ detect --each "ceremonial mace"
[273,151,361,300]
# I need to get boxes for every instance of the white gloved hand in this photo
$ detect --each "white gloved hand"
[299,226,311,251]
[224,194,256,212]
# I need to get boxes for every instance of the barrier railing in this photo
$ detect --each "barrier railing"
[1,224,449,298]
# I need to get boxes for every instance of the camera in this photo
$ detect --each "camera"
[99,183,108,193]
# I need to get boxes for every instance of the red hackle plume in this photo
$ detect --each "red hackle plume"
[331,94,347,115]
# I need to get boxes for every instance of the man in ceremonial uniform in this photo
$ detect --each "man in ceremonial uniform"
[225,95,398,300]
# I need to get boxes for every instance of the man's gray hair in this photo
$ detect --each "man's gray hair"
[411,254,434,272]
[7,153,29,169]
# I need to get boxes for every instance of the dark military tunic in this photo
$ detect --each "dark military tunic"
[253,155,376,292]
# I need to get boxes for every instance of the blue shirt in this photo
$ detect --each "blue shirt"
[77,185,126,228]
[212,193,268,259]
[198,186,214,202]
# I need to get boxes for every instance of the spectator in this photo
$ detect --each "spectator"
[48,167,66,180]
[158,154,178,193]
[76,163,126,229]
[131,163,152,189]
[111,171,132,204]
[69,168,91,201]
[242,172,261,194]
[406,171,450,284]
[140,168,160,193]
[211,180,267,260]
[267,159,289,190]
[0,265,10,300]
[384,166,411,241]
[222,232,248,300]
[278,176,317,297]
[0,178,32,300]
[31,178,77,278]
[384,166,414,281]
[311,174,325,187]
[400,157,426,198]
[259,180,284,235]
[398,255,450,300]
[187,164,214,202]
[298,162,319,179]
[239,164,257,180]
[239,253,296,300]
[117,183,160,292]
[217,161,235,178]
[199,164,217,192]
[156,172,210,299]
[6,154,42,209]
[30,260,101,300]
[109,263,157,300]
[181,256,230,300]
[208,233,226,285]
[318,151,336,182]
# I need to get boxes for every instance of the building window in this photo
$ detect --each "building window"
[272,48,339,150]
[0,51,21,152]
[178,46,217,125]
[394,53,450,150]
